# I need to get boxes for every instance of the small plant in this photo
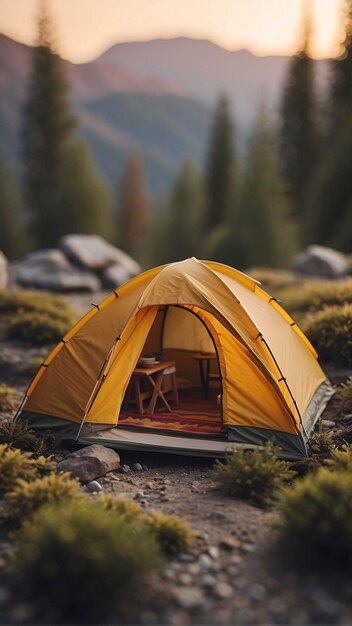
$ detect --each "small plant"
[0,419,54,455]
[5,310,73,345]
[6,473,81,523]
[280,279,352,317]
[276,468,352,570]
[335,377,352,414]
[214,442,296,507]
[0,444,55,495]
[0,385,18,411]
[144,510,195,556]
[309,429,334,454]
[302,303,352,367]
[0,290,74,322]
[16,500,163,622]
[98,494,143,520]
[326,444,352,473]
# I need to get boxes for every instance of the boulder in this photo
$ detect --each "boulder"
[15,249,101,292]
[60,234,141,274]
[57,444,120,483]
[100,263,133,289]
[0,251,8,290]
[294,245,349,279]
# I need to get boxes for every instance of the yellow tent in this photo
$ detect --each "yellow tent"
[18,258,333,459]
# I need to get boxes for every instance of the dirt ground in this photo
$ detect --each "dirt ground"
[0,292,351,625]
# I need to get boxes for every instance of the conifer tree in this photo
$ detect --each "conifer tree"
[204,94,235,234]
[279,5,318,222]
[118,153,148,259]
[329,0,352,134]
[22,2,76,247]
[0,147,29,260]
[238,110,296,269]
[151,159,204,265]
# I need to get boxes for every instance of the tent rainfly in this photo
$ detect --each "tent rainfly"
[17,258,333,459]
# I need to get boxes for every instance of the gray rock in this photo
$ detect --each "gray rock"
[294,245,349,278]
[57,444,120,483]
[16,248,101,292]
[201,574,217,588]
[132,462,143,472]
[86,480,103,493]
[250,583,266,602]
[198,554,213,570]
[100,263,134,289]
[214,582,233,599]
[120,464,131,474]
[174,588,204,610]
[61,234,141,274]
[0,251,8,290]
[207,545,219,560]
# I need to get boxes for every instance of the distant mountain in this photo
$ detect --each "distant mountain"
[98,37,330,129]
[0,33,330,194]
[0,33,210,192]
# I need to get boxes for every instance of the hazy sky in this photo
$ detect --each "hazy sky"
[0,0,346,62]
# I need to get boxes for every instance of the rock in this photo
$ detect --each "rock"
[120,464,131,473]
[100,264,133,289]
[0,251,8,290]
[250,584,266,602]
[321,419,335,429]
[214,582,233,600]
[179,552,196,563]
[179,573,193,586]
[220,537,241,551]
[201,574,217,589]
[294,245,349,279]
[198,554,213,570]
[57,444,120,483]
[86,480,103,493]
[132,462,143,472]
[16,248,101,292]
[174,588,204,610]
[60,234,141,274]
[207,545,219,560]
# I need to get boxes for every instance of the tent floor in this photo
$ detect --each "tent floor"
[119,387,225,439]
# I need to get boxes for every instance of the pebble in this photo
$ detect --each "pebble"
[164,479,172,485]
[133,462,143,471]
[198,554,213,570]
[321,419,335,428]
[179,552,196,563]
[227,565,239,576]
[86,480,103,493]
[250,583,266,602]
[133,491,145,500]
[174,588,204,610]
[214,582,233,599]
[242,542,255,553]
[145,481,155,489]
[120,465,131,474]
[220,537,241,551]
[207,545,219,560]
[179,573,193,586]
[201,574,217,588]
[187,563,201,576]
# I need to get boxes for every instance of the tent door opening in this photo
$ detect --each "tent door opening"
[119,304,225,440]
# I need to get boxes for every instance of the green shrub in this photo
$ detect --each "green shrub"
[16,500,163,622]
[0,385,18,411]
[276,468,352,570]
[6,473,81,523]
[309,430,334,454]
[302,303,352,367]
[326,445,352,473]
[98,494,143,520]
[0,444,54,495]
[335,377,352,414]
[214,442,296,507]
[144,510,195,556]
[280,279,352,316]
[0,290,74,321]
[0,419,53,454]
[5,310,73,345]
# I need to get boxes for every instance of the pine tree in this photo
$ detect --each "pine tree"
[118,153,148,259]
[56,141,112,240]
[237,110,296,269]
[0,146,29,260]
[150,159,204,265]
[204,94,235,234]
[279,5,318,222]
[329,0,352,134]
[22,2,76,247]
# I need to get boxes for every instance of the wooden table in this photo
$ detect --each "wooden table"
[193,352,220,399]
[128,360,178,415]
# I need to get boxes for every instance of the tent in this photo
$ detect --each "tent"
[17,258,333,459]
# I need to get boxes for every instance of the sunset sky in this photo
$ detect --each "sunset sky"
[0,0,346,62]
